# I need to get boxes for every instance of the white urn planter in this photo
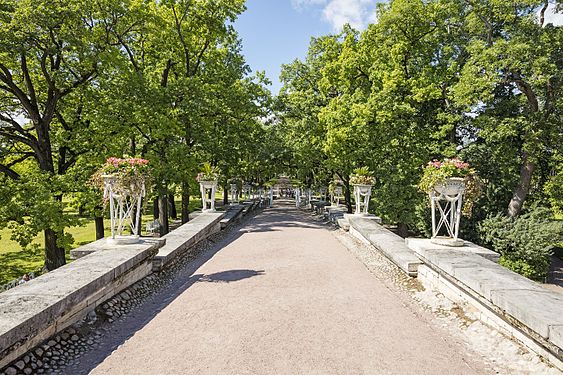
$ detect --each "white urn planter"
[353,184,372,215]
[200,180,218,212]
[103,175,145,244]
[429,177,465,247]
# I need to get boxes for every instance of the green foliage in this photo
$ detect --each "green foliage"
[478,207,563,280]
[545,154,563,216]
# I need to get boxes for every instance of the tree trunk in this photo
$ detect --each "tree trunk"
[95,216,105,240]
[158,194,169,235]
[397,223,409,238]
[153,198,159,219]
[223,186,229,205]
[344,180,353,214]
[169,194,177,219]
[508,154,536,218]
[508,78,539,217]
[44,228,66,271]
[181,182,190,223]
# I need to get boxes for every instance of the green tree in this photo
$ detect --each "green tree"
[0,0,129,270]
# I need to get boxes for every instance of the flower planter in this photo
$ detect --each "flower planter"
[102,174,145,244]
[199,180,218,212]
[433,177,465,197]
[429,177,466,247]
[353,184,372,215]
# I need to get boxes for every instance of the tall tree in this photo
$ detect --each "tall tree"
[0,0,128,270]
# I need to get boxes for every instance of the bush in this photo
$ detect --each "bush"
[478,207,563,281]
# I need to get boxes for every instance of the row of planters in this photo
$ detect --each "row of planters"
[95,156,561,281]
[96,159,274,244]
[300,161,472,246]
[320,159,561,281]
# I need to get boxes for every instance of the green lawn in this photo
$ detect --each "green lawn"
[0,194,225,286]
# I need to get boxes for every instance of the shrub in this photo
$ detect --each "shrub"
[478,207,563,281]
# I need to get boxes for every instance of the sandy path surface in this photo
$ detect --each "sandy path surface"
[88,203,488,375]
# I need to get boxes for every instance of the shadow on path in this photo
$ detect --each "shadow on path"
[69,226,266,374]
[68,202,332,374]
[198,269,265,283]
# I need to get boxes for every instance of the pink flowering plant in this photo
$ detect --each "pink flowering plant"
[419,158,482,215]
[93,157,150,196]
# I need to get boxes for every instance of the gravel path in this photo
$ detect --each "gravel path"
[85,203,491,374]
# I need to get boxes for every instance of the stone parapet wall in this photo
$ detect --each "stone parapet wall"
[0,239,163,369]
[0,202,260,373]
[345,216,563,370]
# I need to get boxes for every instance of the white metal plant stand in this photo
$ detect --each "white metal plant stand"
[243,184,251,200]
[430,177,465,246]
[332,186,343,206]
[305,188,312,206]
[268,188,274,208]
[258,187,264,200]
[200,180,218,212]
[230,183,239,205]
[319,186,327,202]
[353,184,372,215]
[103,175,145,244]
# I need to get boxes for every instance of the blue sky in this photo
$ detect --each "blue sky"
[234,1,563,94]
[235,0,380,94]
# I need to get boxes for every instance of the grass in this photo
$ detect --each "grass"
[0,193,225,286]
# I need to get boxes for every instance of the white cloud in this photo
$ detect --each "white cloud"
[541,3,563,26]
[322,0,376,31]
[291,0,378,31]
